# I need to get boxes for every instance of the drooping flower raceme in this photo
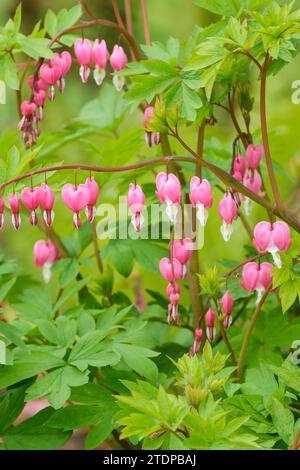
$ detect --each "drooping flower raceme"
[156,172,182,223]
[143,106,160,147]
[166,282,181,324]
[241,261,273,304]
[218,193,238,242]
[172,238,193,278]
[21,186,41,225]
[62,183,90,229]
[91,39,108,86]
[34,240,59,283]
[8,194,21,230]
[189,176,213,226]
[221,289,234,329]
[205,307,216,342]
[110,45,128,91]
[74,38,92,83]
[39,183,55,227]
[85,177,99,223]
[127,183,146,232]
[253,221,291,269]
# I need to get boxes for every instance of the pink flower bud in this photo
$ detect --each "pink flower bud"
[91,39,108,86]
[246,144,264,170]
[85,177,99,223]
[39,183,55,226]
[166,283,181,297]
[159,257,183,282]
[253,221,291,268]
[28,75,47,91]
[34,240,59,283]
[233,154,247,177]
[20,101,36,117]
[221,290,234,315]
[62,183,91,229]
[8,194,21,230]
[21,187,41,225]
[190,328,202,356]
[59,51,72,76]
[143,106,154,130]
[218,193,238,241]
[205,307,216,342]
[110,45,128,72]
[172,238,193,266]
[189,176,213,226]
[128,183,145,232]
[243,170,262,194]
[39,62,62,86]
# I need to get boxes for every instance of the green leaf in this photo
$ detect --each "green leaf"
[44,9,57,37]
[52,277,90,313]
[69,331,120,370]
[269,397,294,445]
[279,278,300,312]
[115,344,159,381]
[56,5,82,31]
[0,277,17,302]
[0,352,64,388]
[0,320,25,348]
[0,383,27,434]
[3,408,71,450]
[52,258,80,287]
[13,3,22,33]
[85,418,115,450]
[18,37,54,60]
[46,405,103,431]
[0,55,19,90]
[193,0,241,16]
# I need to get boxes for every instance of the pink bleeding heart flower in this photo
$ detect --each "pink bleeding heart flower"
[242,170,264,215]
[159,257,183,282]
[8,194,21,230]
[218,193,238,242]
[172,238,193,278]
[221,290,234,329]
[241,261,273,304]
[142,106,160,147]
[190,327,202,356]
[39,61,62,101]
[233,154,247,177]
[110,45,128,91]
[246,144,264,170]
[189,176,213,226]
[205,307,216,342]
[33,90,46,120]
[39,183,55,227]
[54,51,72,92]
[61,183,90,229]
[21,187,41,225]
[74,38,92,83]
[34,240,60,283]
[91,39,108,86]
[127,183,145,232]
[20,101,36,117]
[0,196,4,229]
[253,221,291,269]
[85,177,99,223]
[28,75,48,91]
[156,172,182,223]
[19,101,36,131]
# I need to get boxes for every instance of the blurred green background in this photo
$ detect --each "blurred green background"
[1,0,300,303]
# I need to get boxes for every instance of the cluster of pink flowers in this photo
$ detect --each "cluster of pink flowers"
[159,238,193,324]
[155,172,214,226]
[189,290,234,355]
[0,177,99,231]
[34,240,60,283]
[231,144,264,215]
[74,39,128,90]
[19,51,72,147]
